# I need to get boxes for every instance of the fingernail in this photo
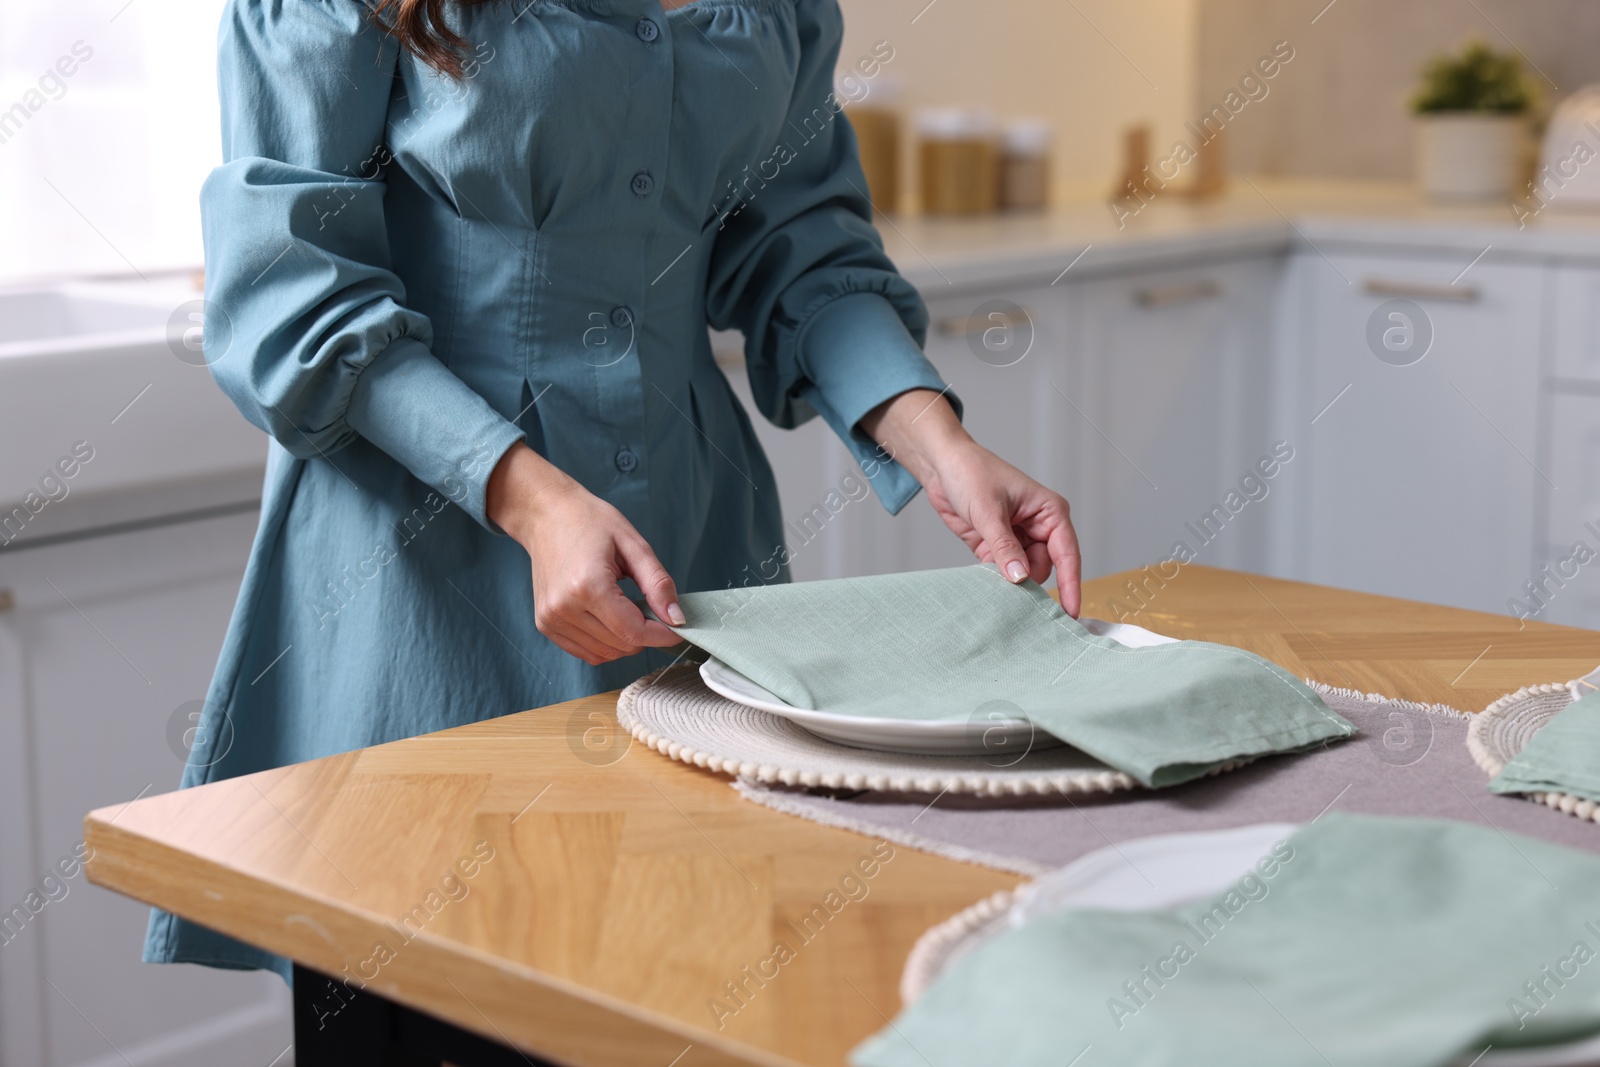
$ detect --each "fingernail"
[667,603,686,626]
[1005,561,1027,582]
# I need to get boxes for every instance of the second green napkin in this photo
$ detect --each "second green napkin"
[854,814,1600,1067]
[1491,689,1600,804]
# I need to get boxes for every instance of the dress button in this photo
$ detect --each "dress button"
[615,447,638,473]
[630,171,654,197]
[609,305,633,329]
[635,17,659,42]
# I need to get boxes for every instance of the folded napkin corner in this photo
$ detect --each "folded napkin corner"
[1488,690,1600,805]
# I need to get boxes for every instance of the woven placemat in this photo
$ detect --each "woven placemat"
[617,665,1145,797]
[899,888,1018,1004]
[1468,681,1600,824]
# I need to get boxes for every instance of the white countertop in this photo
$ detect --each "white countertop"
[879,178,1600,293]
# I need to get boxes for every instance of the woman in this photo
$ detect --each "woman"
[147,0,1080,978]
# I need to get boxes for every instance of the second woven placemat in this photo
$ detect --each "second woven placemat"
[1468,682,1600,824]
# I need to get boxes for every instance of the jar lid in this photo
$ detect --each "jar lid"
[915,107,998,140]
[1003,118,1051,155]
[837,73,904,107]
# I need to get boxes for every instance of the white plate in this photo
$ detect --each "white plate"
[907,824,1298,1001]
[1009,821,1298,922]
[698,616,1178,755]
[1569,663,1600,704]
[918,824,1600,1067]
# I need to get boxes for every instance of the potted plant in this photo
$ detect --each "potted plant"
[1411,39,1536,200]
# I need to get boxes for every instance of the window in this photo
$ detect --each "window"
[0,0,223,283]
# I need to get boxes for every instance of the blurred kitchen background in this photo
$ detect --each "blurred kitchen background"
[6,0,1600,1064]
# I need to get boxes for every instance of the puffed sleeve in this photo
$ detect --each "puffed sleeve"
[202,0,523,527]
[703,0,959,515]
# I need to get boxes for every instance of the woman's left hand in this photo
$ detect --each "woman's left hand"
[861,389,1082,617]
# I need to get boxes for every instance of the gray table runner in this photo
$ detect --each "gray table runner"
[737,685,1600,876]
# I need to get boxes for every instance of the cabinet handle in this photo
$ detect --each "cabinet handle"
[1133,279,1222,308]
[1362,278,1481,303]
[934,307,1034,338]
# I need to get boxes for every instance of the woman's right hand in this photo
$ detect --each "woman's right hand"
[486,442,684,665]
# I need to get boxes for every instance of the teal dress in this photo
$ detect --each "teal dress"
[144,0,954,978]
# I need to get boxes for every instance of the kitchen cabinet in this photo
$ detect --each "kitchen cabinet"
[713,335,863,583]
[0,507,293,1067]
[1539,391,1600,628]
[1069,256,1283,580]
[1289,250,1546,615]
[1551,265,1600,384]
[1538,264,1600,630]
[723,240,1559,625]
[719,257,1283,591]
[847,282,1079,577]
[718,283,1079,582]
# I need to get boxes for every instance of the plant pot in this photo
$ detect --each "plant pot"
[1414,113,1527,200]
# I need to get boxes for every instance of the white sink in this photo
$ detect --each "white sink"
[0,281,267,532]
[0,288,180,347]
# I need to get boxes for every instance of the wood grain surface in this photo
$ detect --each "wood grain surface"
[84,565,1600,1066]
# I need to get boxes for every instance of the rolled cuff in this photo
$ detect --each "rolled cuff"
[796,291,962,515]
[346,336,526,530]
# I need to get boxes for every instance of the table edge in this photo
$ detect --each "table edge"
[84,814,808,1067]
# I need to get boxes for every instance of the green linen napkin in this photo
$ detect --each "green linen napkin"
[672,564,1353,787]
[854,814,1600,1067]
[1490,690,1600,803]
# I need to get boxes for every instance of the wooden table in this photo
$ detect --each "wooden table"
[84,566,1600,1067]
